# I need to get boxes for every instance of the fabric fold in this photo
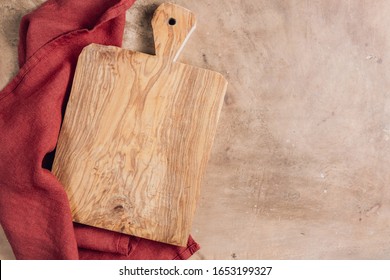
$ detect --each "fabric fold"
[74,223,140,256]
[78,235,200,260]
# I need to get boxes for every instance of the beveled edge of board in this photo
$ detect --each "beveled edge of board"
[81,43,229,86]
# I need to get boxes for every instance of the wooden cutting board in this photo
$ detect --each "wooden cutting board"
[52,2,227,246]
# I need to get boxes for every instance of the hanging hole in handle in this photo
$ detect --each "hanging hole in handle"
[168,18,176,26]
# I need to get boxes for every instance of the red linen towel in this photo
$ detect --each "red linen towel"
[0,0,200,260]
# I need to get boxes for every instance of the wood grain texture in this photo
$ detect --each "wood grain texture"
[52,3,227,246]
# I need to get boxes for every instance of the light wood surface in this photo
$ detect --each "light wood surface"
[52,3,227,246]
[2,0,390,260]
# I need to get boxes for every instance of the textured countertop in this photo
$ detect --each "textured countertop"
[1,0,390,259]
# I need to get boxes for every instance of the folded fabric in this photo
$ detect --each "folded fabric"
[0,0,199,260]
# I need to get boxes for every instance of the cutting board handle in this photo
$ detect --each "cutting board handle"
[152,3,196,62]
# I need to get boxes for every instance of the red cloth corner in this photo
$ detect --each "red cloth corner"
[0,0,200,260]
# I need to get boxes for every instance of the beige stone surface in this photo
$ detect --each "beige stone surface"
[1,0,390,259]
